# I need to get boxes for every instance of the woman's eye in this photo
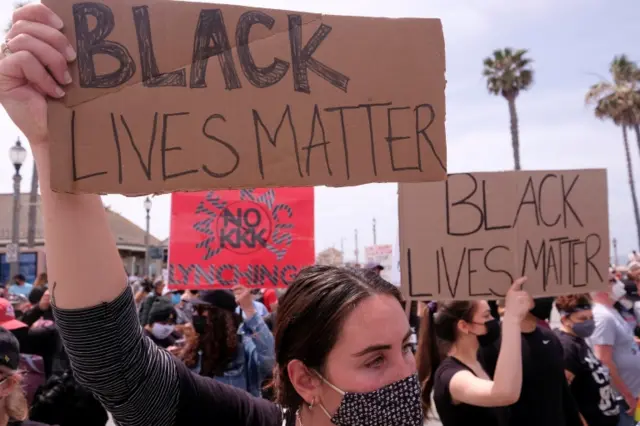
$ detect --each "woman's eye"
[402,343,413,354]
[365,356,385,369]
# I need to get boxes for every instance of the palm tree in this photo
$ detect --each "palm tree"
[586,57,640,249]
[482,48,534,170]
[609,55,640,158]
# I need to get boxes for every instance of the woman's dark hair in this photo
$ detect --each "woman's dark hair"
[186,304,242,377]
[555,294,592,315]
[416,301,478,414]
[30,369,108,426]
[273,265,402,423]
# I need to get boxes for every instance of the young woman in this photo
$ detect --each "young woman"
[554,294,620,426]
[0,328,51,426]
[180,287,275,398]
[417,278,532,426]
[0,5,424,425]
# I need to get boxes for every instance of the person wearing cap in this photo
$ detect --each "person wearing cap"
[181,286,275,397]
[138,279,166,326]
[0,327,51,426]
[144,298,178,349]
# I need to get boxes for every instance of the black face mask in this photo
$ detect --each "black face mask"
[192,316,207,335]
[530,297,554,321]
[477,319,501,347]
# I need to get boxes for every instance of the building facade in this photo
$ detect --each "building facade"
[0,194,163,284]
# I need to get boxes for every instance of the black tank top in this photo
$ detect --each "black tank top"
[433,357,503,426]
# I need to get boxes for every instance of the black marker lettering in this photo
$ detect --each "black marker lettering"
[119,113,158,180]
[236,11,290,88]
[415,104,445,172]
[538,174,561,227]
[561,174,584,227]
[358,103,391,177]
[446,174,483,236]
[191,9,241,90]
[386,106,421,172]
[522,240,546,290]
[71,110,108,181]
[288,14,349,93]
[546,244,560,286]
[302,105,332,177]
[484,245,513,297]
[133,6,186,87]
[253,106,302,179]
[467,247,490,297]
[440,247,466,298]
[571,240,586,287]
[73,3,135,88]
[161,112,198,180]
[482,180,510,231]
[201,114,240,178]
[109,113,123,184]
[513,177,541,227]
[324,105,360,180]
[585,233,604,283]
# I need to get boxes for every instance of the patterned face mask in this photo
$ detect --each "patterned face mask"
[316,373,423,426]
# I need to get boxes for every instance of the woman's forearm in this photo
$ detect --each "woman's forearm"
[491,315,523,403]
[33,143,126,308]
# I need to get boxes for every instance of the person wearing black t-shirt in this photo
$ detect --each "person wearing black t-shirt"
[479,297,582,426]
[554,294,620,426]
[416,278,532,426]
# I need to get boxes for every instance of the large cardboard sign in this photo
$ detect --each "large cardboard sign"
[169,187,314,289]
[42,0,446,195]
[399,170,609,300]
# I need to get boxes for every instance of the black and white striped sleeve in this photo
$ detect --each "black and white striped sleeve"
[52,287,179,426]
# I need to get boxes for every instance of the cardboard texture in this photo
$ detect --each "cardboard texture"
[169,187,314,289]
[399,169,609,300]
[42,0,446,195]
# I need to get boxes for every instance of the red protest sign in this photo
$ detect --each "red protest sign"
[169,188,314,289]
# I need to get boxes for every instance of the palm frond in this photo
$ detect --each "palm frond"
[481,47,534,98]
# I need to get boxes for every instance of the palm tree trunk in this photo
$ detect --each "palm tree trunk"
[26,161,38,248]
[507,96,521,170]
[622,125,640,250]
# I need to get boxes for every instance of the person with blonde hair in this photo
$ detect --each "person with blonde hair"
[0,327,51,426]
[31,275,47,290]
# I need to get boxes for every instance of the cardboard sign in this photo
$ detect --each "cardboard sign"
[168,187,314,288]
[42,0,446,195]
[399,169,609,300]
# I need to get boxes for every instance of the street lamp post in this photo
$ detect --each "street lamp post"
[143,197,152,277]
[8,138,27,279]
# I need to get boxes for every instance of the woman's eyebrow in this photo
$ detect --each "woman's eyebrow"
[352,330,413,357]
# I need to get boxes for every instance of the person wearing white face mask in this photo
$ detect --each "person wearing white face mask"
[143,298,177,349]
[590,275,640,426]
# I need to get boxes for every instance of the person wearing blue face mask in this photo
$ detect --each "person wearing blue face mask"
[555,294,620,426]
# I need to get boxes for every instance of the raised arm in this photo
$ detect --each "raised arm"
[449,278,532,407]
[1,5,282,426]
[0,4,180,424]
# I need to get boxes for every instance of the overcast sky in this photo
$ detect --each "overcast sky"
[0,0,638,263]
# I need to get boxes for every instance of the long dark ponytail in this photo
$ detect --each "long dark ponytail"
[416,301,477,415]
